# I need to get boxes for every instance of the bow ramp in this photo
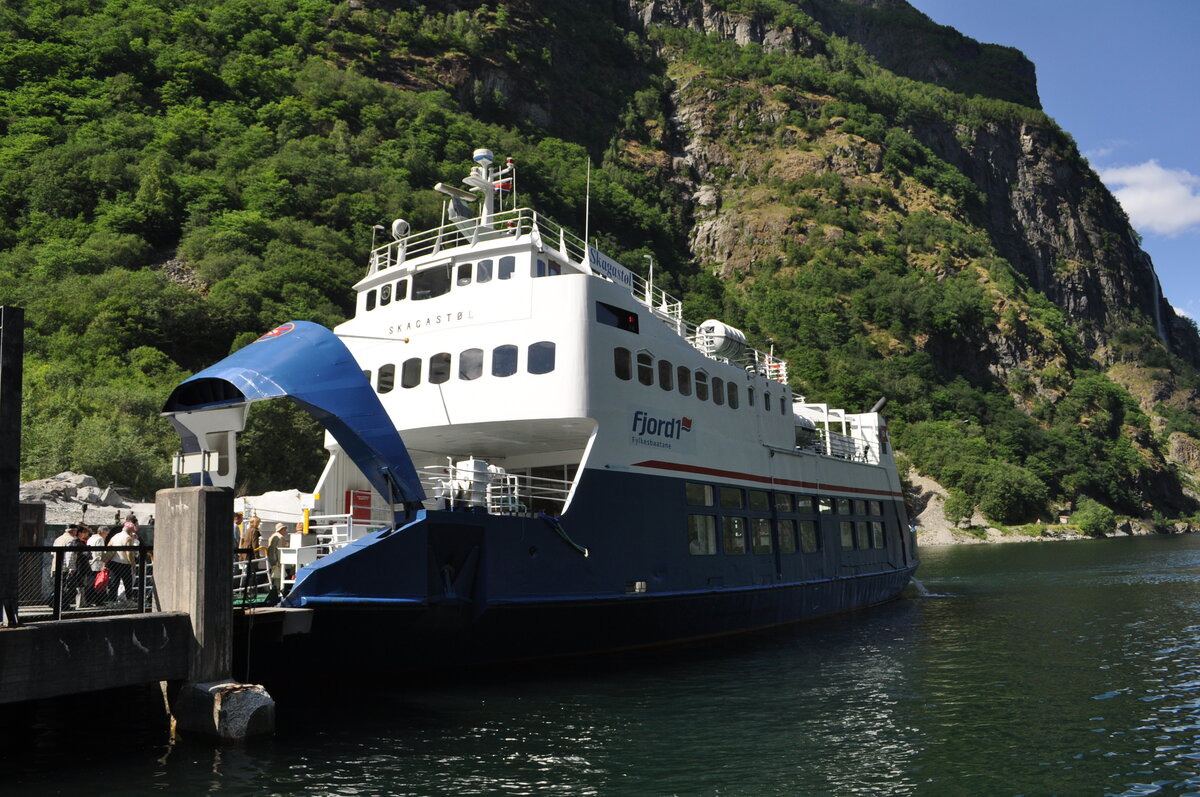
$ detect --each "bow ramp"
[161,320,425,510]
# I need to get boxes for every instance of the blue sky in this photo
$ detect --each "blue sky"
[906,0,1200,320]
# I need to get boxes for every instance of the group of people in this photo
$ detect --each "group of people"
[48,515,142,610]
[234,511,292,603]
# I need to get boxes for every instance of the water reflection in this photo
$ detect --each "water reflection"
[6,535,1200,795]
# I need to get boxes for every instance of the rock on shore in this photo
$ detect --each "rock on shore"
[19,472,140,527]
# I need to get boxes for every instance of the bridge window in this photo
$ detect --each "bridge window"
[778,519,797,554]
[727,382,738,409]
[401,358,421,389]
[774,493,793,513]
[429,352,451,384]
[498,256,516,280]
[532,258,563,278]
[749,490,770,512]
[695,371,709,401]
[614,347,632,380]
[459,348,483,380]
[658,360,673,391]
[677,366,692,396]
[748,387,754,407]
[840,521,854,550]
[688,515,717,555]
[596,302,639,333]
[396,279,408,301]
[855,522,870,549]
[871,521,885,548]
[476,259,492,283]
[366,290,377,312]
[764,392,772,412]
[377,364,394,393]
[456,264,472,286]
[528,341,555,374]
[712,377,724,406]
[492,345,517,377]
[380,283,392,306]
[636,352,653,386]
[412,265,451,300]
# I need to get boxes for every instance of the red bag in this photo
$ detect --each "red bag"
[94,568,110,592]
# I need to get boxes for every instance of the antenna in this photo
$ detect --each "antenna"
[584,157,591,247]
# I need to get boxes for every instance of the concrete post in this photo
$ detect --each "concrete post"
[155,485,275,738]
[0,306,24,627]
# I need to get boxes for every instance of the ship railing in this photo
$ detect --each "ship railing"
[416,464,572,517]
[801,429,878,464]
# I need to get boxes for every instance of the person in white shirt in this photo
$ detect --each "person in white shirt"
[107,521,139,604]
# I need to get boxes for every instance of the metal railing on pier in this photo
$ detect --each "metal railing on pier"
[17,546,153,620]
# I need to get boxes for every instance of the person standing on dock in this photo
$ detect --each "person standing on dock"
[87,525,110,605]
[233,511,243,548]
[45,525,77,608]
[107,520,139,604]
[65,525,91,608]
[267,523,289,604]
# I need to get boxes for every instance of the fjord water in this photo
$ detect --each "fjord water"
[9,534,1200,795]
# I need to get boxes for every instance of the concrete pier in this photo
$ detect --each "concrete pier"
[155,486,276,739]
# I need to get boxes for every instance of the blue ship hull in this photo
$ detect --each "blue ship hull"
[278,469,918,670]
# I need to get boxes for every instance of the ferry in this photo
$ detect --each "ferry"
[163,148,918,669]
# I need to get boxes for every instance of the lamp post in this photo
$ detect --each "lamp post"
[643,254,654,305]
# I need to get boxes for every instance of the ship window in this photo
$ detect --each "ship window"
[459,348,483,380]
[498,256,515,280]
[854,499,867,515]
[396,279,408,301]
[855,521,870,549]
[749,490,770,512]
[380,283,392,306]
[412,265,451,300]
[533,258,563,278]
[377,364,394,393]
[401,358,421,388]
[870,500,882,516]
[751,518,773,554]
[819,497,834,513]
[429,352,451,384]
[774,493,793,513]
[614,347,632,380]
[528,341,555,374]
[596,302,640,333]
[781,394,787,415]
[712,377,725,406]
[492,345,517,377]
[457,264,472,286]
[688,515,717,555]
[764,393,772,411]
[871,521,885,548]
[637,352,653,386]
[840,521,854,549]
[799,520,819,553]
[658,360,673,391]
[476,260,492,283]
[727,382,738,409]
[695,371,709,401]
[685,483,714,507]
[677,366,692,396]
[797,495,817,514]
[722,517,746,554]
[719,486,743,509]
[778,519,797,554]
[366,290,377,312]
[748,387,754,407]
[837,498,851,515]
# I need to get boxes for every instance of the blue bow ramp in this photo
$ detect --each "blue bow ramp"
[162,320,425,508]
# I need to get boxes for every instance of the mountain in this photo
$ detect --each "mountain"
[1,0,1197,525]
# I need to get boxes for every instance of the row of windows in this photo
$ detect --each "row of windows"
[365,256,567,311]
[688,515,887,556]
[685,484,884,517]
[615,348,789,414]
[688,515,820,556]
[370,342,556,392]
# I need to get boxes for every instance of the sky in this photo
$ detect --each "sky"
[905,0,1200,321]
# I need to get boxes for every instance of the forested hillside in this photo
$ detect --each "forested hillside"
[2,0,1198,527]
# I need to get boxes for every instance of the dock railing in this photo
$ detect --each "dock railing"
[18,545,153,620]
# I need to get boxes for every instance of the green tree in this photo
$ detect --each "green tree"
[942,489,974,528]
[1073,497,1116,538]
